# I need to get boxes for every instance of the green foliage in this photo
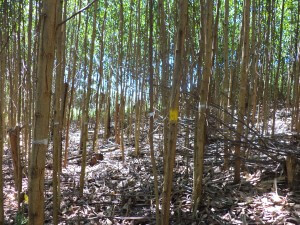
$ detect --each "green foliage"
[15,211,28,225]
[2,0,299,114]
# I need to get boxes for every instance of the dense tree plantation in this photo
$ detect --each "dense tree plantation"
[0,0,300,224]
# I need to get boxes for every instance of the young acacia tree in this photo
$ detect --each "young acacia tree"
[64,0,82,168]
[25,0,33,170]
[222,0,230,170]
[271,0,285,136]
[52,0,65,223]
[134,0,142,157]
[148,0,160,223]
[92,3,107,153]
[261,0,271,135]
[0,17,5,223]
[292,3,299,133]
[193,0,214,213]
[158,0,169,168]
[161,0,188,223]
[79,0,98,196]
[28,0,58,223]
[234,0,251,184]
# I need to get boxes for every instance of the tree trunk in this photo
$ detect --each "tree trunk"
[79,0,98,196]
[271,0,285,136]
[64,1,82,168]
[193,0,214,213]
[52,0,64,222]
[0,10,6,221]
[25,0,33,171]
[104,70,112,141]
[250,0,259,126]
[222,0,230,170]
[158,0,170,169]
[148,0,160,223]
[161,0,188,223]
[28,0,58,223]
[134,0,142,156]
[262,0,271,135]
[292,1,299,133]
[234,0,251,184]
[92,5,107,152]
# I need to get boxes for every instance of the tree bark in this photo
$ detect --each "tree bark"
[148,0,160,223]
[234,0,251,184]
[92,3,107,152]
[64,1,82,168]
[0,9,6,221]
[52,0,64,223]
[262,0,271,135]
[28,0,58,223]
[193,0,214,213]
[158,0,170,169]
[161,0,188,223]
[271,0,285,136]
[222,0,230,170]
[79,0,98,196]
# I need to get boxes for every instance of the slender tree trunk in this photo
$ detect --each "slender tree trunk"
[161,0,188,223]
[228,0,238,143]
[79,0,97,196]
[25,0,33,171]
[292,1,299,133]
[148,0,160,223]
[193,0,206,172]
[114,1,124,148]
[28,0,58,223]
[234,0,251,184]
[0,12,6,222]
[251,0,259,126]
[92,4,107,152]
[59,0,68,172]
[0,72,3,225]
[64,1,82,168]
[262,1,271,135]
[79,14,89,155]
[92,79,102,152]
[17,2,22,126]
[52,0,64,223]
[294,42,300,133]
[254,0,263,130]
[158,0,169,168]
[193,0,214,213]
[271,0,285,136]
[222,0,230,170]
[117,0,124,160]
[104,69,112,141]
[211,0,221,105]
[134,0,141,156]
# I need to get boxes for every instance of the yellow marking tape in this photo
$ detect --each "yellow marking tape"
[169,109,178,122]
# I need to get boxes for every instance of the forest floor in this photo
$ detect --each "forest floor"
[2,108,300,224]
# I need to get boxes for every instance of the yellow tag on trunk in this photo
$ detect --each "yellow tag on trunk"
[24,194,28,204]
[169,109,178,122]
